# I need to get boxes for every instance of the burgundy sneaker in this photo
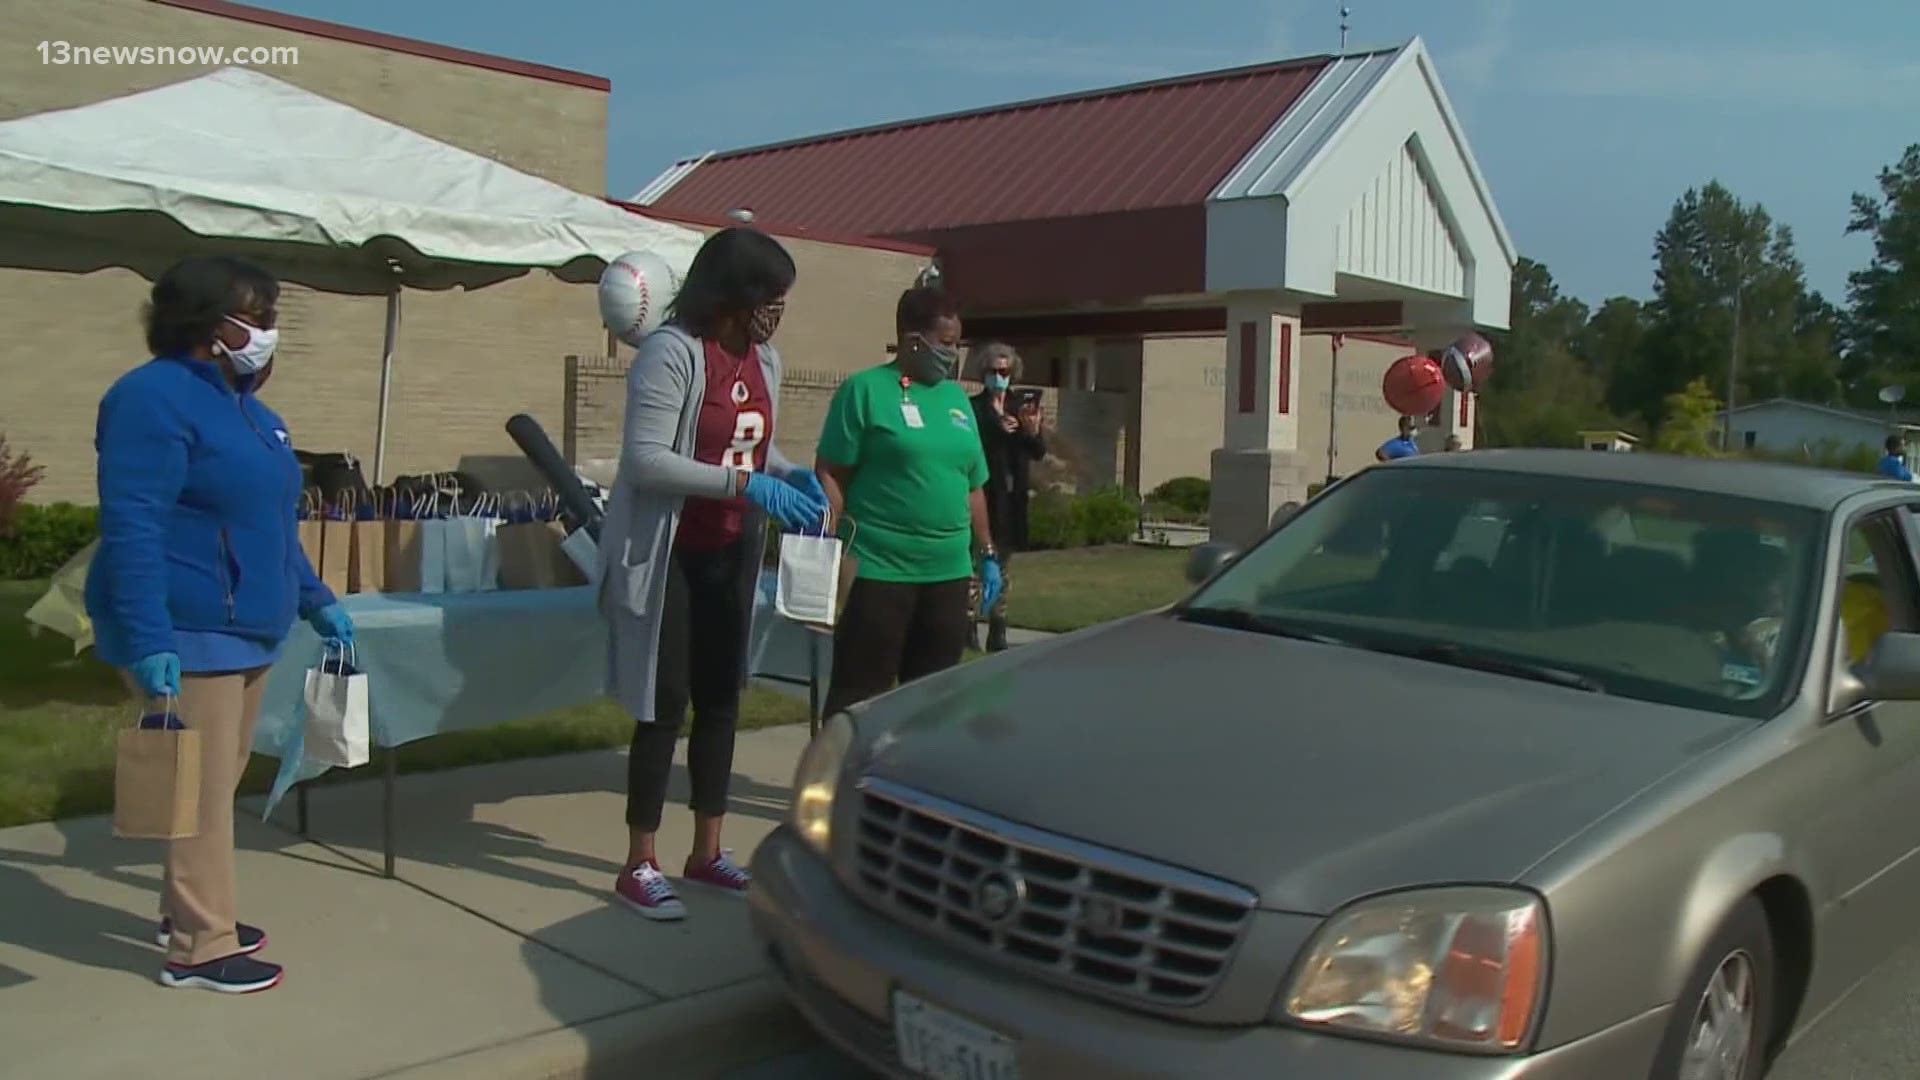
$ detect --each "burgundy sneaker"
[683,850,751,897]
[614,862,687,921]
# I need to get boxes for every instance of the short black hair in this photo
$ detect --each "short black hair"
[1889,434,1905,453]
[143,256,279,357]
[896,284,961,336]
[666,228,796,337]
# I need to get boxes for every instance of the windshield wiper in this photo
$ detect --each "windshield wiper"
[1176,606,1352,646]
[1372,641,1606,694]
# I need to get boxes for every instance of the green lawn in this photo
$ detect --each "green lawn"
[1007,545,1193,633]
[0,580,808,829]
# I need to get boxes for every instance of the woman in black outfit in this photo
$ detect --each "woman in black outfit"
[967,342,1045,652]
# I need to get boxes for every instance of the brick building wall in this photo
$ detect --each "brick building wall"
[3,0,608,192]
[1,0,921,504]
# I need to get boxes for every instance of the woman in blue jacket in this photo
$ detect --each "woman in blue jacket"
[85,256,354,994]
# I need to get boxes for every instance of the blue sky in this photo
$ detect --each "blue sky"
[259,0,1918,307]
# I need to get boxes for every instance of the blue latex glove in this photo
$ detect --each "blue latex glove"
[787,468,828,509]
[979,556,1005,616]
[309,603,355,645]
[131,652,181,698]
[745,471,828,533]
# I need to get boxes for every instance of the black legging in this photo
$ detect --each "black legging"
[626,541,748,831]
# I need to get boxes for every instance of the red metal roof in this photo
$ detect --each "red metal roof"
[647,56,1333,238]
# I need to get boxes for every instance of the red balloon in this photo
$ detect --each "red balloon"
[1383,354,1447,417]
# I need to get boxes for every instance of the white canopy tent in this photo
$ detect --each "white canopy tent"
[0,66,703,480]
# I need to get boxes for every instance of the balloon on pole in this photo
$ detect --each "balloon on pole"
[1382,354,1447,418]
[597,250,680,348]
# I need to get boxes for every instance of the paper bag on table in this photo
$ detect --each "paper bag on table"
[113,703,201,840]
[497,521,582,590]
[302,643,370,769]
[296,489,326,583]
[382,493,430,593]
[442,495,502,593]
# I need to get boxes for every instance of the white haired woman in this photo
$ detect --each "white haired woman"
[967,341,1045,651]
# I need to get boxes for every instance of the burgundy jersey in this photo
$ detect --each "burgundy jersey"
[677,339,773,551]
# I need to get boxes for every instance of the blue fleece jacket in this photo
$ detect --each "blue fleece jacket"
[84,356,334,667]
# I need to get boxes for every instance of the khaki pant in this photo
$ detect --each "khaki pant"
[127,668,269,965]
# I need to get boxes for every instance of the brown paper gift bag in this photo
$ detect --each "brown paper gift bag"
[113,706,201,840]
[497,521,584,589]
[315,493,353,597]
[346,490,389,595]
[297,488,326,582]
[382,492,433,593]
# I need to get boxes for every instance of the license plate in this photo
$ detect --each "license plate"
[893,990,1020,1080]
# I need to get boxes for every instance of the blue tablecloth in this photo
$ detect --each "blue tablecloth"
[253,573,832,814]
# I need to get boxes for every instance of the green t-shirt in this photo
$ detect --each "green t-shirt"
[817,362,990,584]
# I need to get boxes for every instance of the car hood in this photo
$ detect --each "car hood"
[856,615,1751,915]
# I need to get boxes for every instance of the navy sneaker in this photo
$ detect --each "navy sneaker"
[157,919,267,955]
[158,953,283,994]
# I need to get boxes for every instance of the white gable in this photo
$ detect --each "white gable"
[1332,140,1468,297]
[1205,39,1514,330]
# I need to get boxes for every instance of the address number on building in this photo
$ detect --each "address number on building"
[894,990,1021,1080]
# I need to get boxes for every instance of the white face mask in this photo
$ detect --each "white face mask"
[215,316,279,374]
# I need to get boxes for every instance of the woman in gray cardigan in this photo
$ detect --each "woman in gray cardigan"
[597,228,827,921]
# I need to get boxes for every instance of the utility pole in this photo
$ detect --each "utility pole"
[1339,6,1351,54]
[1723,249,1746,451]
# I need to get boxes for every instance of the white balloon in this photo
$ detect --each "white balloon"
[598,251,679,347]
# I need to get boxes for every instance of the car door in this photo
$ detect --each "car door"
[1802,506,1920,989]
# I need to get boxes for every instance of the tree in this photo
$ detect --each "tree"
[1624,182,1839,433]
[1477,257,1619,447]
[1653,378,1723,457]
[1843,144,1920,399]
[1579,297,1648,415]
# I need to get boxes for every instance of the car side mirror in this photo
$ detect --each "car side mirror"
[1860,632,1920,701]
[1186,542,1239,585]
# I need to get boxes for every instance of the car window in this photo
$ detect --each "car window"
[1838,514,1916,666]
[1188,468,1824,719]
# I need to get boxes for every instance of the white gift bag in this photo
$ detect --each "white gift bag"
[776,527,846,627]
[443,495,502,593]
[303,643,370,769]
[561,526,601,584]
[416,494,448,595]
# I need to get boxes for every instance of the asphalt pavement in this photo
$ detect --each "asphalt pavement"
[725,928,1920,1079]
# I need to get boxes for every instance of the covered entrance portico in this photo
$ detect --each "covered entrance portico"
[639,38,1515,546]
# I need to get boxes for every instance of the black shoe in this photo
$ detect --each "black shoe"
[158,952,283,994]
[986,618,1009,653]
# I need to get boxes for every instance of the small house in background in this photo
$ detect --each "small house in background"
[1718,400,1920,455]
[1579,430,1640,453]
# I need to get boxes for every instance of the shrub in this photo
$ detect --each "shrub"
[1072,486,1141,546]
[1025,489,1083,550]
[0,433,47,538]
[1145,476,1210,519]
[0,502,98,580]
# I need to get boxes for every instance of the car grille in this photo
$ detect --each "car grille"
[850,777,1257,1008]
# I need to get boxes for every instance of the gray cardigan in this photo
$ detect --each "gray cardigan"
[597,323,799,724]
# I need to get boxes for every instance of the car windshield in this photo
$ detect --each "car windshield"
[1184,467,1825,718]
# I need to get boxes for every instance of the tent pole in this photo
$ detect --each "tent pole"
[372,287,401,484]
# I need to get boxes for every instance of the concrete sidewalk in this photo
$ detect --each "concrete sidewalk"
[0,726,823,1080]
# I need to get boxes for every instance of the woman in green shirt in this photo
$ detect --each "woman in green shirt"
[816,285,1003,713]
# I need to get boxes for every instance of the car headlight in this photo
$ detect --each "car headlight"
[789,712,855,854]
[1280,887,1548,1054]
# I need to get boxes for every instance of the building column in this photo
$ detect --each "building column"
[1209,296,1308,547]
[1442,386,1477,450]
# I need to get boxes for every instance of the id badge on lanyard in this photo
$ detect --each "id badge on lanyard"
[899,377,924,428]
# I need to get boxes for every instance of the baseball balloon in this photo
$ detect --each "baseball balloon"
[1441,332,1494,392]
[598,250,679,347]
[1383,354,1447,417]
